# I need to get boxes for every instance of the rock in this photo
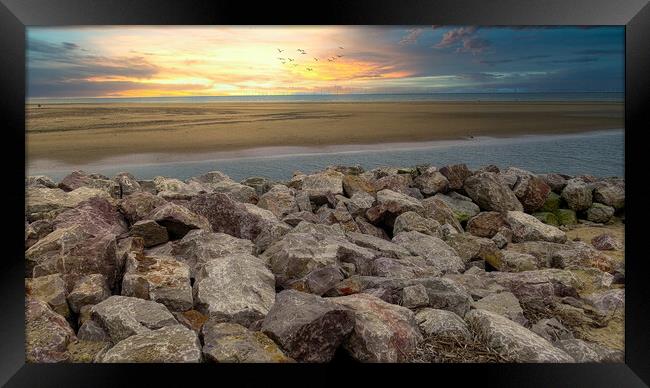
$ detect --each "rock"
[25,219,54,249]
[393,231,464,274]
[171,229,255,277]
[173,309,209,333]
[439,164,472,190]
[539,173,568,193]
[343,192,375,217]
[355,216,389,239]
[112,172,141,197]
[202,321,292,363]
[257,185,298,219]
[444,233,501,267]
[90,295,178,343]
[401,284,430,308]
[194,253,275,327]
[66,340,111,363]
[415,308,471,339]
[26,225,120,290]
[26,186,114,222]
[393,211,441,237]
[25,298,76,363]
[130,220,169,247]
[254,222,292,254]
[189,192,279,241]
[530,318,573,342]
[487,269,581,304]
[466,211,508,238]
[584,289,624,316]
[241,176,273,196]
[492,230,510,249]
[373,173,414,194]
[473,292,527,326]
[554,339,621,362]
[512,175,551,213]
[532,212,559,226]
[414,168,449,196]
[346,232,410,259]
[67,274,111,314]
[77,320,109,342]
[261,290,355,362]
[301,170,344,204]
[27,175,57,188]
[188,171,258,203]
[505,211,567,243]
[329,164,365,176]
[153,176,204,200]
[137,180,157,194]
[499,251,538,272]
[282,211,319,227]
[53,196,127,236]
[540,192,561,212]
[331,293,422,362]
[100,325,202,362]
[367,189,424,227]
[591,233,622,251]
[464,172,523,212]
[555,209,578,226]
[561,178,593,211]
[593,180,625,209]
[433,193,480,223]
[118,192,167,224]
[342,174,375,196]
[147,202,211,239]
[122,254,193,312]
[59,170,121,198]
[370,256,440,279]
[467,309,574,362]
[25,274,70,319]
[420,197,463,232]
[585,203,615,223]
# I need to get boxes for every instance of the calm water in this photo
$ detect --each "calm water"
[28,92,624,104]
[29,130,624,182]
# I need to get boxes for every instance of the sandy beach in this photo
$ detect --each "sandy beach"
[26,101,624,164]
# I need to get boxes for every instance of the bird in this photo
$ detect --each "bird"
[337,54,343,58]
[277,48,284,53]
[328,58,334,62]
[293,64,299,67]
[297,48,305,53]
[306,67,313,71]
[314,57,319,61]
[288,58,294,62]
[277,57,285,60]
[339,46,344,49]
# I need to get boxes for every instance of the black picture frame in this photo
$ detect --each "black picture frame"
[1,0,648,386]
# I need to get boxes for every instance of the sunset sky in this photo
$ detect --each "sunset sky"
[27,26,624,98]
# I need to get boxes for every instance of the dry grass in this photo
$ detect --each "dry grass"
[412,334,517,363]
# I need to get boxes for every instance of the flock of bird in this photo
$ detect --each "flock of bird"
[276,46,345,71]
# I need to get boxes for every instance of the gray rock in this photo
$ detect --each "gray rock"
[188,171,258,203]
[118,191,167,224]
[401,284,430,309]
[27,175,57,188]
[257,184,298,218]
[539,173,568,193]
[148,202,211,239]
[53,196,127,236]
[530,318,574,342]
[301,170,344,204]
[463,172,523,212]
[59,170,121,198]
[370,256,441,279]
[346,232,410,259]
[393,211,441,237]
[439,164,472,190]
[499,251,538,272]
[355,216,390,240]
[331,293,423,362]
[466,211,509,238]
[561,178,593,211]
[414,167,449,196]
[466,309,574,362]
[194,253,275,327]
[392,231,464,274]
[505,211,567,243]
[100,325,202,362]
[241,176,273,196]
[130,220,169,247]
[593,180,624,209]
[555,339,623,362]
[78,320,109,342]
[26,186,114,222]
[415,308,471,339]
[343,192,375,217]
[25,219,54,249]
[25,274,70,319]
[487,269,581,304]
[473,292,527,326]
[90,295,178,343]
[122,254,193,312]
[25,298,76,363]
[585,203,615,223]
[112,172,141,197]
[584,288,624,316]
[261,290,355,362]
[153,176,204,200]
[67,274,111,314]
[367,189,424,227]
[433,192,480,223]
[202,321,293,363]
[420,197,464,232]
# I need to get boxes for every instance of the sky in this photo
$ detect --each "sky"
[27,26,624,98]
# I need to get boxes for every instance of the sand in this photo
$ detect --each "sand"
[26,101,624,164]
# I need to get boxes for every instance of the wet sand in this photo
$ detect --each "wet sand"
[26,101,624,164]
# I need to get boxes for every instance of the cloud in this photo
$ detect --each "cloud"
[62,42,79,50]
[28,79,208,98]
[399,28,423,45]
[456,37,490,54]
[435,26,477,48]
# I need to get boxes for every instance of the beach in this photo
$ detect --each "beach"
[26,101,624,165]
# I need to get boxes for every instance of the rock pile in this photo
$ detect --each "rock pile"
[25,165,625,363]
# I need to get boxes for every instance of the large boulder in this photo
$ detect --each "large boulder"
[585,203,615,223]
[67,274,111,314]
[393,211,441,237]
[346,232,410,259]
[342,174,375,196]
[112,172,141,197]
[99,325,202,363]
[25,219,54,249]
[420,197,463,232]
[26,186,113,222]
[261,290,355,362]
[486,269,581,304]
[439,164,472,190]
[539,173,568,193]
[415,308,471,339]
[473,291,527,326]
[53,197,127,236]
[25,274,70,319]
[90,295,178,343]
[25,298,76,363]
[466,309,574,362]
[505,211,567,243]
[194,253,275,327]
[463,172,523,212]
[414,167,449,196]
[241,176,273,196]
[59,170,121,198]
[189,192,278,241]
[257,185,298,219]
[202,321,293,363]
[147,202,211,239]
[331,293,422,362]
[466,211,508,238]
[187,171,258,203]
[118,192,167,224]
[152,176,204,200]
[593,180,624,209]
[512,175,551,213]
[122,254,193,312]
[373,174,414,195]
[171,229,255,278]
[301,170,344,204]
[26,175,57,188]
[561,178,593,211]
[392,231,464,274]
[433,192,480,223]
[366,189,424,227]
